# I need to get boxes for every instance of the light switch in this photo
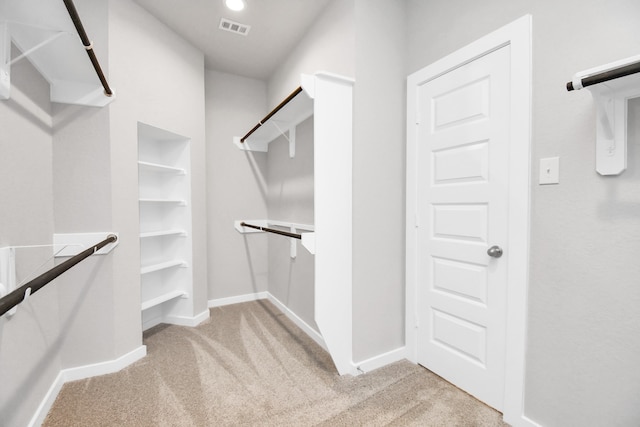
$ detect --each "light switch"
[539,157,560,185]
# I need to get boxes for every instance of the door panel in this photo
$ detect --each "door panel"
[416,46,510,410]
[432,204,488,241]
[432,257,488,304]
[433,141,489,184]
[432,77,490,130]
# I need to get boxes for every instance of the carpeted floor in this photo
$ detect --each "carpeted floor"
[44,300,507,426]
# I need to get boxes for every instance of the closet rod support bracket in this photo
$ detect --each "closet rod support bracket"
[289,126,296,158]
[568,54,640,176]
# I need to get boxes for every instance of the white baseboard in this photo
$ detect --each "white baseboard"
[208,291,268,308]
[353,346,407,375]
[209,292,327,351]
[144,309,211,331]
[506,414,543,427]
[63,345,147,383]
[29,345,146,427]
[29,371,65,427]
[165,309,210,328]
[142,314,162,332]
[266,293,327,352]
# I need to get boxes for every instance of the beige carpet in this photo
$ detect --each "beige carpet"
[44,300,507,426]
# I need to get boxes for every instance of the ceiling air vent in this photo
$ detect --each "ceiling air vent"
[219,18,251,36]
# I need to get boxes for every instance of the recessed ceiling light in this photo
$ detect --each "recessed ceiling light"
[225,0,245,11]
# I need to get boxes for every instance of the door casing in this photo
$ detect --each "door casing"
[406,15,532,425]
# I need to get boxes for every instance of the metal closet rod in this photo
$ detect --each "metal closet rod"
[240,222,302,239]
[240,86,303,142]
[0,234,117,317]
[62,0,113,97]
[566,60,640,91]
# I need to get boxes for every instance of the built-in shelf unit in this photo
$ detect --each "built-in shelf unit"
[138,122,193,331]
[233,72,356,375]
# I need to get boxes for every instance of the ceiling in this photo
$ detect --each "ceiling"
[132,0,331,80]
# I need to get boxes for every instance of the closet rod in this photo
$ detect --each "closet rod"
[240,222,302,239]
[566,60,640,91]
[240,86,303,142]
[0,234,117,317]
[62,0,113,97]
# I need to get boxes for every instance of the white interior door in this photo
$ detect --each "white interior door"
[415,46,510,410]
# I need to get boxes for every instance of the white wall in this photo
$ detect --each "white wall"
[351,0,406,362]
[108,0,208,355]
[52,0,116,368]
[205,70,269,300]
[406,0,640,425]
[0,47,58,427]
[267,0,355,105]
[267,117,316,330]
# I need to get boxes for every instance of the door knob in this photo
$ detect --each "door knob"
[487,245,503,258]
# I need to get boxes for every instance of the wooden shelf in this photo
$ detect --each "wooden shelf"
[140,260,186,275]
[141,290,187,311]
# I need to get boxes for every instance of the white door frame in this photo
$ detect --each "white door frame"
[406,15,531,425]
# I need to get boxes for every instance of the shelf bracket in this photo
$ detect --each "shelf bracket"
[53,232,119,257]
[569,54,640,176]
[270,121,296,158]
[289,126,296,158]
[10,31,66,66]
[290,226,297,259]
[591,87,627,175]
[234,219,315,255]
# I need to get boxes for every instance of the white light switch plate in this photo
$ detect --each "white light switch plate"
[539,157,560,185]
